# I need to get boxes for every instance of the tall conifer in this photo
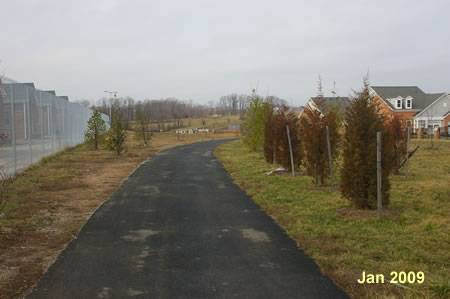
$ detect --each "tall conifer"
[300,77,340,185]
[340,79,393,209]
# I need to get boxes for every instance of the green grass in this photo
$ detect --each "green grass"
[216,139,450,298]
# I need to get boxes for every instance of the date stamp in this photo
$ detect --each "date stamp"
[357,271,425,284]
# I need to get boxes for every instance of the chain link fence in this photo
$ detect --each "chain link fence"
[0,77,109,176]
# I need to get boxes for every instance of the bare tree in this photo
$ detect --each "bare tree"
[89,91,285,128]
[134,104,151,146]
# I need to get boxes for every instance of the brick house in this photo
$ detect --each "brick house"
[369,86,446,131]
[444,112,450,134]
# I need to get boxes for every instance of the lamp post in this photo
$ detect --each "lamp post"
[104,90,117,122]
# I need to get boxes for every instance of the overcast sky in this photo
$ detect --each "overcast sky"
[1,0,449,106]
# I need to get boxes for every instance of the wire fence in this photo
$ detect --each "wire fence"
[0,77,109,176]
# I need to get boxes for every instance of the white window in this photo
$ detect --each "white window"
[404,96,413,109]
[406,99,411,109]
[406,120,412,127]
[396,99,402,109]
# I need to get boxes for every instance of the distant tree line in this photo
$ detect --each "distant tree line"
[87,93,288,131]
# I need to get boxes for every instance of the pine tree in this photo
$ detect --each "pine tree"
[106,106,127,155]
[340,79,393,209]
[300,78,340,185]
[387,115,407,174]
[84,110,106,149]
[242,90,270,151]
[272,106,303,170]
[263,104,275,163]
[301,107,340,185]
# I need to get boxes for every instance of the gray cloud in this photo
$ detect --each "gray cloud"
[1,0,449,105]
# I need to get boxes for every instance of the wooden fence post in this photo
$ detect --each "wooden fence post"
[377,132,382,219]
[286,125,295,177]
[273,140,276,165]
[326,126,333,188]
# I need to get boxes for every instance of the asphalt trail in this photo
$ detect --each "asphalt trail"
[29,139,348,299]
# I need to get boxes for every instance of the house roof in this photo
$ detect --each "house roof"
[23,83,35,88]
[371,86,444,110]
[311,97,351,114]
[425,93,445,107]
[57,96,69,101]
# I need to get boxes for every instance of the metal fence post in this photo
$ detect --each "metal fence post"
[286,125,295,177]
[50,97,55,152]
[326,126,333,188]
[70,104,73,146]
[10,83,17,175]
[377,132,382,219]
[26,87,32,164]
[40,92,45,156]
[62,101,66,147]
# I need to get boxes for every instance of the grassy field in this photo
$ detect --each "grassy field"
[215,139,450,298]
[149,114,242,131]
[0,130,239,298]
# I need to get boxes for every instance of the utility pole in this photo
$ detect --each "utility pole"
[331,81,337,97]
[104,90,117,123]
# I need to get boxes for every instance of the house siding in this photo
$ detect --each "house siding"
[415,94,449,119]
[414,94,450,133]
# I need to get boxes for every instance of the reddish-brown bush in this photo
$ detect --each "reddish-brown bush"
[263,105,275,163]
[300,98,340,185]
[340,80,394,209]
[271,106,303,170]
[387,115,407,174]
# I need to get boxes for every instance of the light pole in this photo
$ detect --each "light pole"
[104,90,117,122]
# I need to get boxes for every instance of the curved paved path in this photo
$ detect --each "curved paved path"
[29,139,347,299]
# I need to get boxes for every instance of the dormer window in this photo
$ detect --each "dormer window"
[405,96,413,109]
[396,99,402,109]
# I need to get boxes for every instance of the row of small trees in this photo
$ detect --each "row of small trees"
[84,103,151,155]
[242,79,407,209]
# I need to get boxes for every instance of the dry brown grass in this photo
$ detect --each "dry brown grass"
[0,130,239,299]
[149,114,241,131]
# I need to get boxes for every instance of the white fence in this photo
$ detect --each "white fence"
[0,77,109,176]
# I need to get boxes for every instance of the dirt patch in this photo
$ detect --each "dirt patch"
[0,131,238,298]
[335,207,400,220]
